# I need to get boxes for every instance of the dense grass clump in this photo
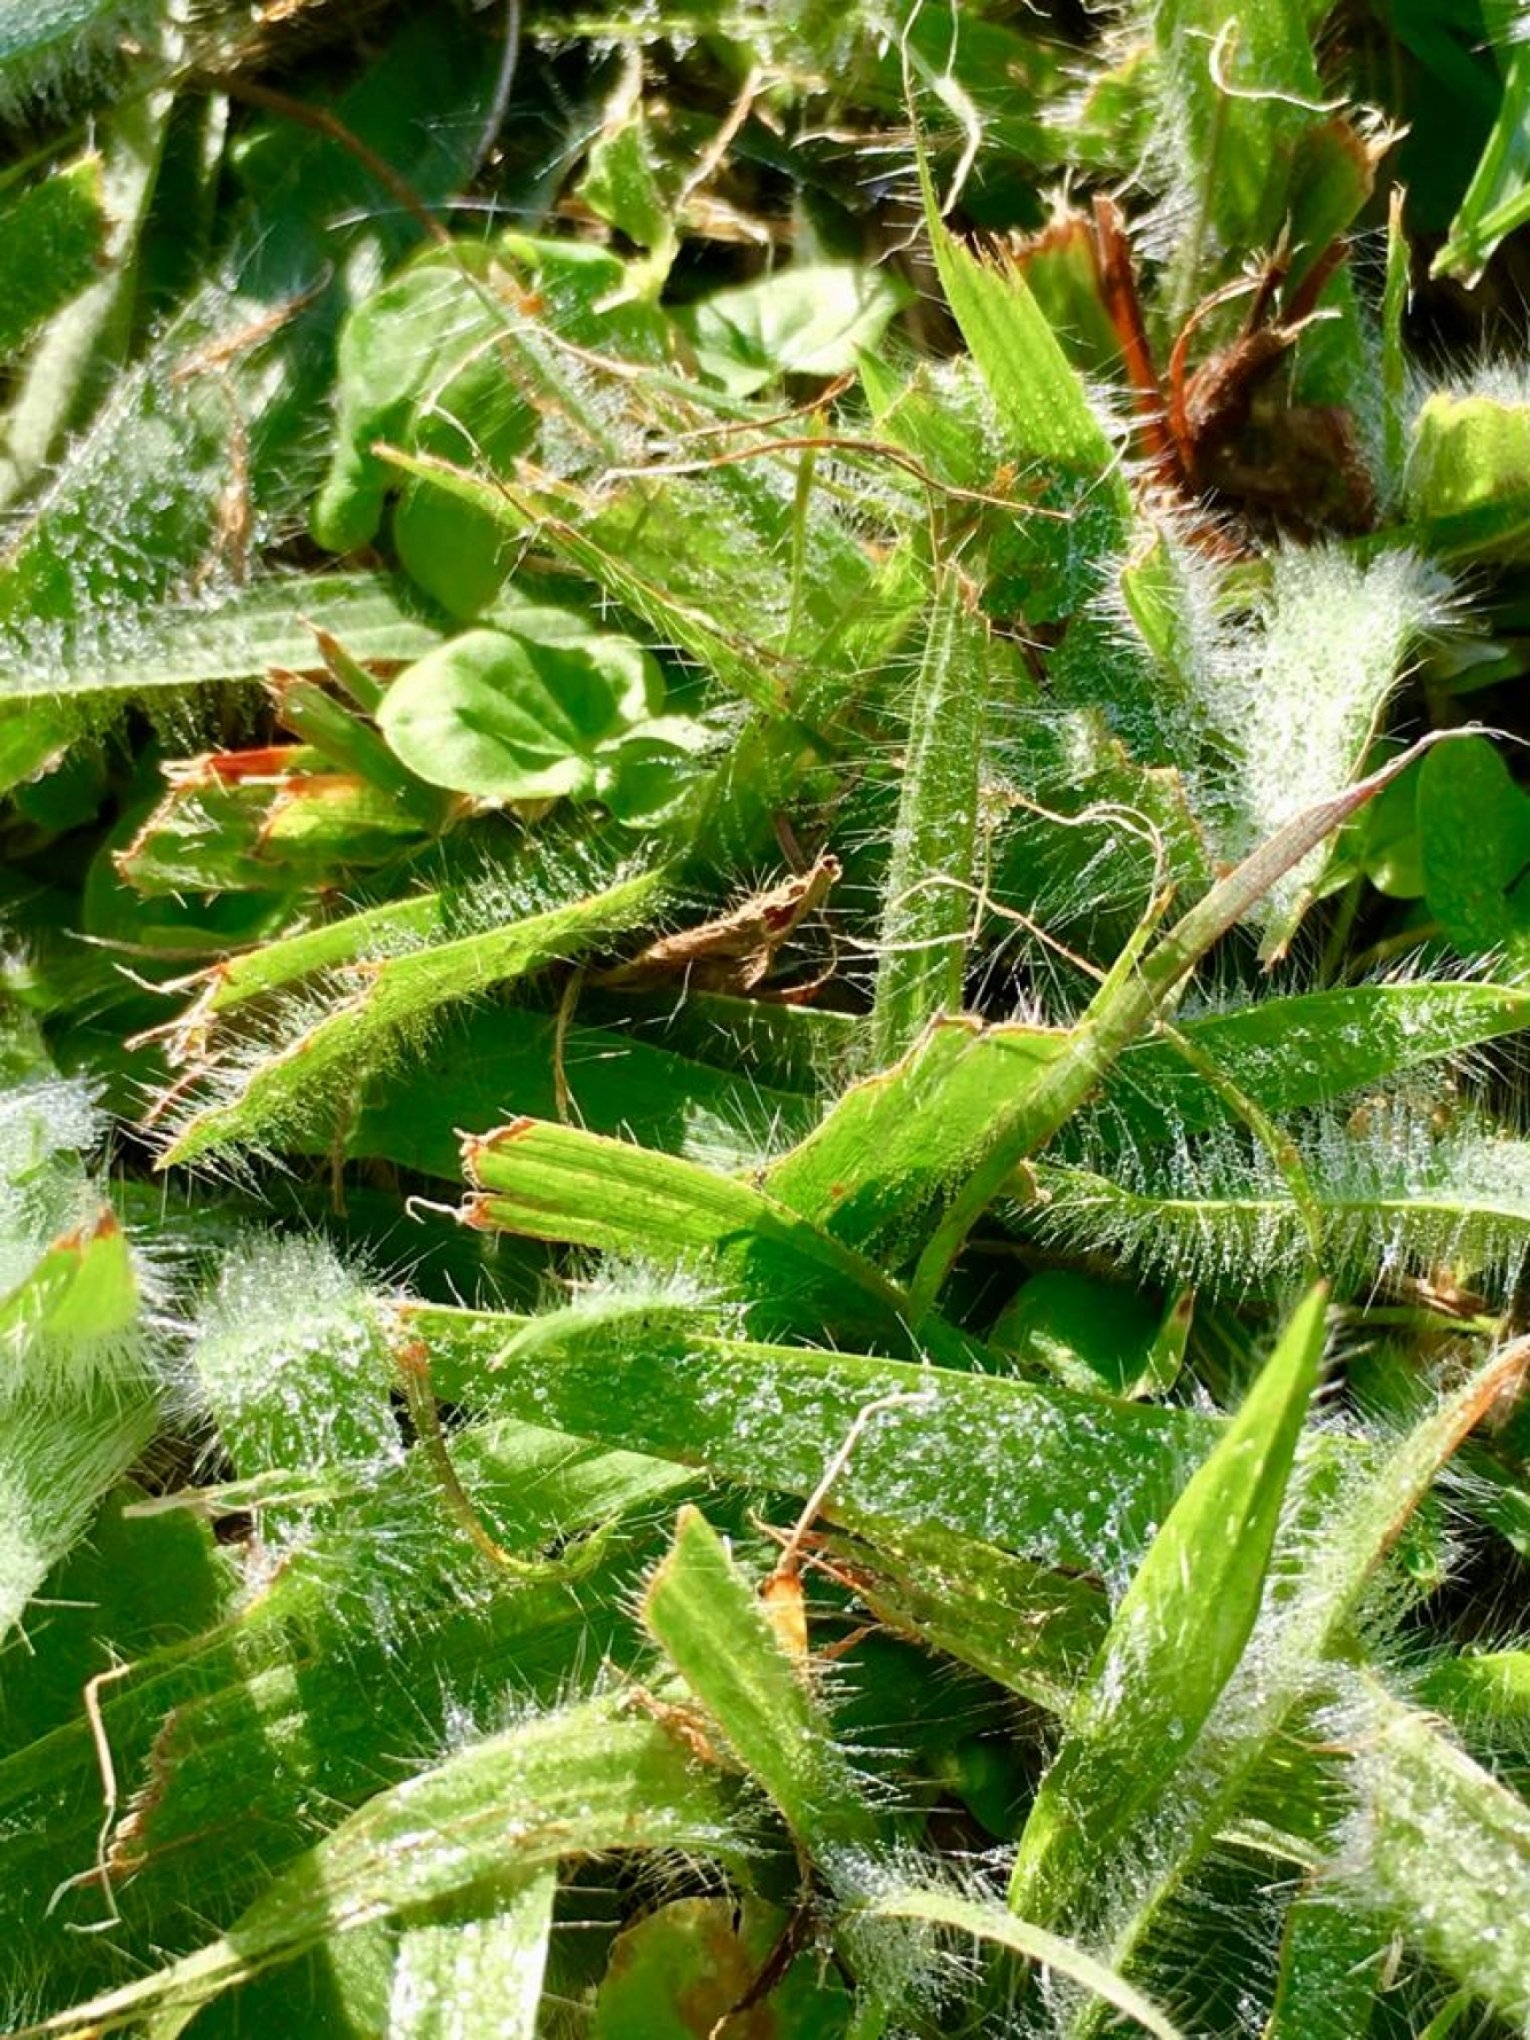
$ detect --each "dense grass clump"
[6,3,1530,2034]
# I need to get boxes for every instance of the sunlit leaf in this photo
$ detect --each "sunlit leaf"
[1009,1284,1327,1927]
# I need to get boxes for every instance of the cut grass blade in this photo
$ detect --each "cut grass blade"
[462,1116,914,1347]
[156,865,670,1164]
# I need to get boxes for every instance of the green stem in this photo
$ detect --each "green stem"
[908,731,1462,1320]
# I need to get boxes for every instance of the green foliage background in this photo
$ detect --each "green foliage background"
[6,1,1530,2033]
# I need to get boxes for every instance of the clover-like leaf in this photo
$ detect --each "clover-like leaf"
[377,625,668,804]
[675,263,908,396]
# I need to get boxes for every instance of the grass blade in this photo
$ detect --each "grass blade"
[415,1296,1214,1577]
[390,1869,556,2040]
[643,1505,879,1864]
[1107,980,1530,1140]
[1032,1103,1530,1299]
[156,865,669,1164]
[918,151,1116,476]
[862,1888,1183,2040]
[870,566,987,1064]
[1080,1336,1530,2010]
[1341,1681,1530,2028]
[0,156,106,363]
[462,1117,911,1345]
[1009,1283,1328,1927]
[1433,41,1530,284]
[1264,1891,1385,2040]
[16,1695,738,2037]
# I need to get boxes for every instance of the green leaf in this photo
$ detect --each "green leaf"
[1082,1336,1530,2001]
[1009,1283,1327,1927]
[771,738,1445,1300]
[1233,549,1444,955]
[591,1896,851,2038]
[0,1205,137,1369]
[1264,1892,1385,2040]
[1418,733,1530,956]
[0,1373,158,1641]
[1151,0,1326,294]
[155,863,670,1165]
[415,1296,1214,1577]
[376,626,680,806]
[378,431,892,723]
[166,890,452,1022]
[1420,1646,1530,1743]
[644,1505,880,1863]
[582,107,676,267]
[1380,188,1411,505]
[919,165,1117,477]
[462,1117,911,1347]
[859,1888,1183,2040]
[268,673,447,825]
[1433,41,1530,283]
[310,240,510,557]
[1407,388,1530,560]
[1284,120,1380,299]
[314,231,664,574]
[675,263,907,397]
[0,1030,159,1640]
[1344,1683,1530,2028]
[0,156,105,362]
[832,1519,1108,1716]
[349,1002,816,1180]
[0,0,151,114]
[990,1269,1187,1399]
[765,1015,1070,1272]
[1004,208,1123,378]
[19,1696,739,2037]
[117,753,426,896]
[2,1525,644,1982]
[0,13,494,662]
[1031,1101,1530,1300]
[390,1869,556,2040]
[870,566,987,1063]
[0,573,437,742]
[1107,979,1530,1141]
[188,1236,402,1484]
[0,1477,229,1754]
[0,36,174,513]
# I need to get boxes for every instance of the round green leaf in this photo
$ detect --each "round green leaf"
[1418,734,1530,955]
[675,263,908,396]
[377,627,666,803]
[598,718,714,823]
[592,1897,849,2038]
